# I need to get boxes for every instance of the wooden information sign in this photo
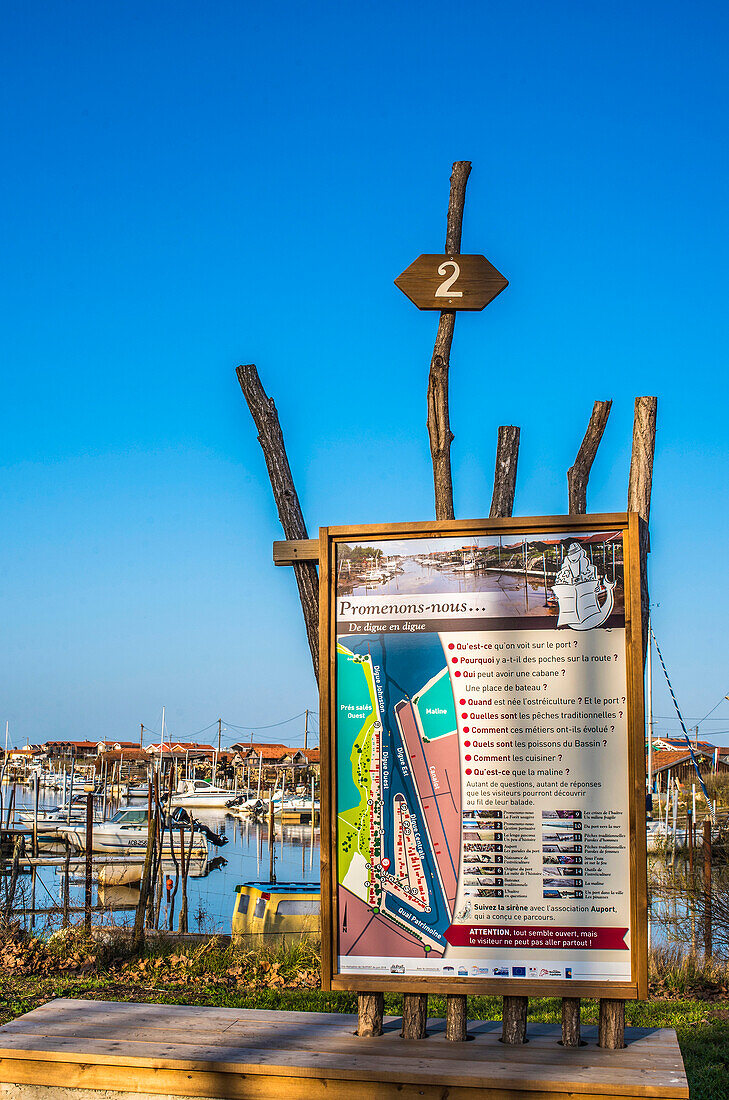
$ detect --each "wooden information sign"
[394,253,508,311]
[320,513,648,999]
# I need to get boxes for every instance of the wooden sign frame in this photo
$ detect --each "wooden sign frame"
[319,513,647,999]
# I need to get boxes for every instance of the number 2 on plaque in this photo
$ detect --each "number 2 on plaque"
[435,260,463,298]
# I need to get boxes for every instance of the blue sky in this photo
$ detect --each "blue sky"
[2,1,728,748]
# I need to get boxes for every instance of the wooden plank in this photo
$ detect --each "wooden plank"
[0,1022,688,1079]
[0,1004,688,1098]
[329,975,639,999]
[276,516,631,568]
[627,512,650,999]
[0,1058,687,1100]
[0,1034,689,1097]
[324,514,629,539]
[0,1008,685,1068]
[273,538,319,565]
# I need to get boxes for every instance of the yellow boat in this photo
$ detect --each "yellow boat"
[232,881,320,945]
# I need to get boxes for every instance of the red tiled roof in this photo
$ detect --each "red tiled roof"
[648,749,719,775]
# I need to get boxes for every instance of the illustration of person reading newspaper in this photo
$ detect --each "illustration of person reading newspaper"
[551,541,615,630]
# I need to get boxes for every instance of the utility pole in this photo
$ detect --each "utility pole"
[218,718,222,755]
[304,709,309,751]
[140,722,143,749]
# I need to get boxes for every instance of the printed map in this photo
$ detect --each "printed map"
[337,633,461,958]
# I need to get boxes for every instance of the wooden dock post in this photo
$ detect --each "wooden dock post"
[84,790,93,933]
[703,818,712,957]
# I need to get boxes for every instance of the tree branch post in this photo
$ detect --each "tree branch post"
[412,159,472,1041]
[487,421,529,1042]
[628,396,657,660]
[561,997,581,1048]
[567,401,612,515]
[565,399,613,1047]
[236,364,319,683]
[426,160,471,522]
[490,425,520,518]
[357,992,384,1037]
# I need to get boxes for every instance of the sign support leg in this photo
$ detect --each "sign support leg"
[561,997,581,1047]
[501,996,528,1044]
[445,994,467,1041]
[401,993,428,1039]
[598,999,625,1049]
[357,992,384,1037]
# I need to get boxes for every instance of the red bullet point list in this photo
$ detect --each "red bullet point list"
[463,727,469,733]
[448,643,455,650]
[454,671,461,677]
[465,768,472,775]
[459,698,466,705]
[451,657,458,664]
[465,754,471,761]
[464,740,471,747]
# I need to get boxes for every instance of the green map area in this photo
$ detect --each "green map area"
[336,645,377,882]
[413,668,457,740]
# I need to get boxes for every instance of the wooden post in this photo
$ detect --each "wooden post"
[84,790,93,933]
[426,160,471,521]
[400,992,428,1040]
[268,793,275,883]
[357,992,384,1037]
[598,999,625,1049]
[489,426,520,518]
[567,400,615,1045]
[445,993,467,1041]
[488,421,529,1040]
[688,810,694,880]
[416,161,473,1041]
[32,773,39,858]
[501,996,527,1045]
[567,401,612,515]
[561,997,581,1047]
[703,818,712,957]
[62,839,70,928]
[628,396,658,659]
[237,363,320,682]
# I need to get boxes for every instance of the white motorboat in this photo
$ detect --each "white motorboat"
[15,795,102,839]
[127,784,151,798]
[274,797,320,816]
[59,806,209,858]
[171,779,234,809]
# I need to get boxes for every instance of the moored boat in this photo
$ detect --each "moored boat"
[171,779,235,809]
[232,881,320,944]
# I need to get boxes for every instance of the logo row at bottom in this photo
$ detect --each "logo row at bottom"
[390,964,573,978]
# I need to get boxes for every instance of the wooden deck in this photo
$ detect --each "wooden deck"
[0,998,688,1100]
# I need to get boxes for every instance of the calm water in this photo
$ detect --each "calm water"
[6,788,319,935]
[6,788,718,953]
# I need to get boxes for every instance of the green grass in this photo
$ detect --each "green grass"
[0,933,727,1098]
